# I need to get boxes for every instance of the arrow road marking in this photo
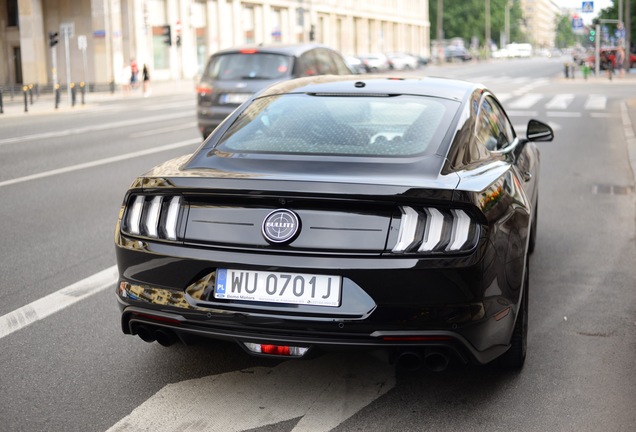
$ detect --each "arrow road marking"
[107,352,395,432]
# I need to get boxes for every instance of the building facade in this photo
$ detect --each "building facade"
[519,0,561,48]
[0,0,430,87]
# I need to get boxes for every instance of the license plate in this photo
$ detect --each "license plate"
[215,268,341,307]
[221,93,251,104]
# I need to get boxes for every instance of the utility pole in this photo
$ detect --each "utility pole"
[485,0,491,53]
[437,0,443,63]
[505,0,511,47]
[626,0,631,72]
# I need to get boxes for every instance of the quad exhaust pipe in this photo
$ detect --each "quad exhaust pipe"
[135,325,179,347]
[396,349,450,372]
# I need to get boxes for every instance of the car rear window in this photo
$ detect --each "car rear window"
[214,93,458,157]
[204,53,293,80]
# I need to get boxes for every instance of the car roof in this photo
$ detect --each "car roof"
[211,43,336,57]
[256,75,480,102]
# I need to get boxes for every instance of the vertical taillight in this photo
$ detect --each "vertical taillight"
[164,197,182,241]
[122,194,182,241]
[392,206,478,254]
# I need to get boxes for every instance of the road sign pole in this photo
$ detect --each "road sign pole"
[64,28,71,106]
[595,24,600,76]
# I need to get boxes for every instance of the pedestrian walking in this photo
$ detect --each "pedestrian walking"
[616,46,625,78]
[601,51,614,80]
[130,58,139,89]
[142,64,151,97]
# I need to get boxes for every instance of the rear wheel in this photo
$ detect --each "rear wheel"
[498,267,528,369]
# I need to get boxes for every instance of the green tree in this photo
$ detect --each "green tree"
[597,0,634,49]
[554,14,579,48]
[430,0,525,48]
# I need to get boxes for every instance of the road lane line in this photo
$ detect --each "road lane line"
[106,353,395,432]
[129,122,197,138]
[0,266,118,339]
[0,112,192,146]
[0,138,200,188]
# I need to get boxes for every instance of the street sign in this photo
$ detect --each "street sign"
[60,22,75,38]
[77,35,87,50]
[572,17,584,30]
[582,1,594,13]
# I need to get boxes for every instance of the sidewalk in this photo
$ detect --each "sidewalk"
[0,79,196,118]
[556,66,636,83]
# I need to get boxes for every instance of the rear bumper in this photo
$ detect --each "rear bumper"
[116,277,515,365]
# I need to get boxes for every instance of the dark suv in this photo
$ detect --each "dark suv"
[196,44,352,139]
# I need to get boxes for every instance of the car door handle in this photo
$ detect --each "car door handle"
[523,171,533,182]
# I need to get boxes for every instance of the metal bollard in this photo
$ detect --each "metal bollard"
[110,80,115,94]
[29,84,33,105]
[23,85,28,112]
[80,82,85,105]
[71,82,76,107]
[564,63,569,78]
[35,83,40,98]
[0,87,3,114]
[55,83,60,109]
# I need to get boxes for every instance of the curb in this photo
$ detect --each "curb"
[621,100,636,187]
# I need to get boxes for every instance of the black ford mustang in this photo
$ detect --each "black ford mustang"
[115,75,553,371]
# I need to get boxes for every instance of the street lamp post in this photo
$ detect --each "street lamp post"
[504,0,511,47]
[485,0,491,54]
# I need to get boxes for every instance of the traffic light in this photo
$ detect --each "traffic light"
[48,31,59,47]
[589,29,596,42]
[162,25,172,46]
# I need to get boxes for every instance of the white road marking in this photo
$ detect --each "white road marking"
[495,93,512,103]
[0,112,192,146]
[545,94,575,109]
[129,122,197,138]
[590,112,614,118]
[106,352,395,432]
[506,110,538,117]
[507,94,543,109]
[0,138,200,188]
[546,111,582,118]
[0,266,118,339]
[584,95,607,110]
[141,101,195,111]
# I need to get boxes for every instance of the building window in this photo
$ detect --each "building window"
[272,8,282,42]
[7,0,18,27]
[243,5,255,44]
[152,26,170,69]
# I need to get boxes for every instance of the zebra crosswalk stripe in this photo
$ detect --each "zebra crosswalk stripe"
[584,95,607,110]
[545,94,575,109]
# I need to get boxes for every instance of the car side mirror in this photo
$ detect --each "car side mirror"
[525,119,554,142]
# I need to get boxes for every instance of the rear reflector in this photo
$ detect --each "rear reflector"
[243,342,309,357]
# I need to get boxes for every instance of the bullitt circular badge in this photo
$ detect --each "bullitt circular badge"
[262,209,300,244]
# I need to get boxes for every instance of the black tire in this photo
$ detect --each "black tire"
[498,268,528,369]
[528,200,538,254]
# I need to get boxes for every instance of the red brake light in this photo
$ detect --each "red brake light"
[261,344,291,355]
[196,83,213,96]
[239,48,258,54]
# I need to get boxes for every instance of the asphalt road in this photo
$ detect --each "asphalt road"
[1,58,635,432]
